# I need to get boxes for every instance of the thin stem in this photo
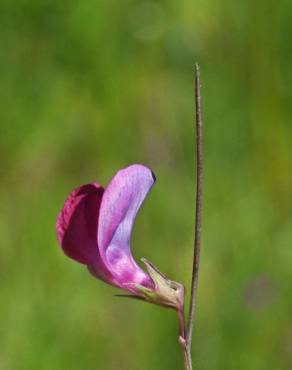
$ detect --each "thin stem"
[178,64,203,370]
[186,63,203,347]
[177,307,192,370]
[182,345,192,370]
[177,307,186,341]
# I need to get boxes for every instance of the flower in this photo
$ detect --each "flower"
[56,164,184,309]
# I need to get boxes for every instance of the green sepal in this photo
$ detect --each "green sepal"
[139,258,185,310]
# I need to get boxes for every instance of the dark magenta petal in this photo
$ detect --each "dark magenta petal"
[56,184,105,265]
[56,183,104,265]
[97,164,155,288]
[56,183,126,288]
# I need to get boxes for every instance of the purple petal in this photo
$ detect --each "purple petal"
[97,164,155,289]
[56,183,128,288]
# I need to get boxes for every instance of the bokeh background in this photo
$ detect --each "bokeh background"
[0,1,292,369]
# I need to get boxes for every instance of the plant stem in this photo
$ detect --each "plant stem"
[177,308,192,370]
[183,345,193,370]
[187,64,203,346]
[177,64,203,370]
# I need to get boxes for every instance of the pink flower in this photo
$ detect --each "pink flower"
[56,164,184,309]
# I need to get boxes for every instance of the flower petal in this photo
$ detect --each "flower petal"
[56,183,105,265]
[98,164,155,288]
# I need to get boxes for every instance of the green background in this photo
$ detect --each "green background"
[0,1,291,369]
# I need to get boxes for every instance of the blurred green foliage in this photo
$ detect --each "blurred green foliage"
[0,1,292,369]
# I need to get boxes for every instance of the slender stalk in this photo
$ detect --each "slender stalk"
[183,346,192,370]
[177,307,192,370]
[187,64,203,347]
[177,64,203,370]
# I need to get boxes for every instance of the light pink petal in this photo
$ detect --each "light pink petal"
[98,164,155,288]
